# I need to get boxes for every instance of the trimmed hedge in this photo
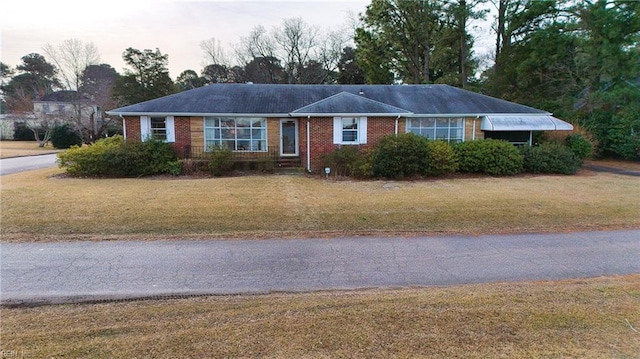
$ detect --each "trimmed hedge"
[565,133,593,160]
[57,135,178,177]
[372,133,430,179]
[424,140,458,176]
[455,139,523,176]
[51,124,83,149]
[521,142,582,175]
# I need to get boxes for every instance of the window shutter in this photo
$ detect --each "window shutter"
[140,116,151,141]
[333,117,342,144]
[359,117,367,144]
[165,116,175,142]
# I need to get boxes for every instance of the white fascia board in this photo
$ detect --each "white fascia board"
[105,112,291,117]
[289,112,413,117]
[404,112,552,118]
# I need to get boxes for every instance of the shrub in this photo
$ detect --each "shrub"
[58,135,124,176]
[320,145,361,177]
[522,142,582,175]
[565,133,593,160]
[455,139,523,176]
[51,124,83,149]
[207,145,234,176]
[424,140,458,176]
[372,133,430,178]
[57,136,178,177]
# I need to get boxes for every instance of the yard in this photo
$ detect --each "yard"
[1,166,639,242]
[0,140,62,158]
[2,160,639,357]
[2,275,639,358]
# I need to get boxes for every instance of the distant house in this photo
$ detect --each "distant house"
[106,84,573,172]
[1,91,102,140]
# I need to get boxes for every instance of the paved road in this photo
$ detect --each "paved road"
[0,153,58,175]
[1,230,638,306]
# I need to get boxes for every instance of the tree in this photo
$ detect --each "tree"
[79,64,120,142]
[237,56,285,84]
[2,53,60,115]
[235,19,347,84]
[202,64,232,84]
[355,0,480,85]
[43,39,104,143]
[2,54,59,112]
[43,39,100,91]
[337,47,365,84]
[176,69,206,90]
[200,37,230,67]
[113,48,176,105]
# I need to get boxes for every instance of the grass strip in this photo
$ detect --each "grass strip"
[2,275,639,358]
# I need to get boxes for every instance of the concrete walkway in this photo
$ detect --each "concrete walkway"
[1,230,638,306]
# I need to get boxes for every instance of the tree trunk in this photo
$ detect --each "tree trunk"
[495,0,508,72]
[459,0,468,88]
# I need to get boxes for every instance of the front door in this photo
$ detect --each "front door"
[280,119,298,156]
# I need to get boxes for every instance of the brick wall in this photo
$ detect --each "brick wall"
[300,116,401,172]
[174,116,191,157]
[124,116,141,141]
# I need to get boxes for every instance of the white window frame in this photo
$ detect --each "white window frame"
[140,115,175,142]
[333,117,367,145]
[406,117,464,143]
[204,117,268,152]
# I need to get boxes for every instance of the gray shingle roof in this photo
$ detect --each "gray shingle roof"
[291,91,412,115]
[106,84,551,116]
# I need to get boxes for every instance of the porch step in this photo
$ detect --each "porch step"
[277,157,302,168]
[274,157,304,174]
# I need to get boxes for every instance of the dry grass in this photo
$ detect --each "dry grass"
[2,275,639,358]
[0,140,61,158]
[2,168,639,242]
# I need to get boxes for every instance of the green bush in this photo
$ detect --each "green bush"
[455,139,523,176]
[424,140,458,176]
[320,146,360,177]
[372,133,430,178]
[565,133,593,160]
[207,145,234,176]
[57,136,178,177]
[320,146,374,178]
[58,135,124,176]
[51,124,83,149]
[522,142,582,175]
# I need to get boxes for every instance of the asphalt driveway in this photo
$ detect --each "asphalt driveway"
[0,153,58,175]
[1,230,638,306]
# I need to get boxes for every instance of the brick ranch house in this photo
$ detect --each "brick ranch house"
[106,84,573,172]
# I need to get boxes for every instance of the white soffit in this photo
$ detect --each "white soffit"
[481,115,574,131]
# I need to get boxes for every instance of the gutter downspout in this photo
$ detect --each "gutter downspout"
[119,115,127,139]
[472,116,478,140]
[306,116,311,173]
[395,116,400,135]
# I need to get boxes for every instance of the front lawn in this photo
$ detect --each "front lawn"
[1,168,639,242]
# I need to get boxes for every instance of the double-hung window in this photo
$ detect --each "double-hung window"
[140,116,175,142]
[333,117,367,145]
[205,117,267,151]
[407,118,464,143]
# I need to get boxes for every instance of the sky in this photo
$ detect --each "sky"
[1,0,495,80]
[1,0,370,78]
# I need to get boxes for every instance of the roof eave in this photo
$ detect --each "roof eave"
[289,112,412,117]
